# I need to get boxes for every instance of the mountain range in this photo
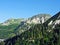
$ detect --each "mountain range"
[0,12,60,45]
[0,14,51,39]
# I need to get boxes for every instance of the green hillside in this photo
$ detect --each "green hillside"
[2,23,60,45]
[0,12,60,45]
[0,18,24,39]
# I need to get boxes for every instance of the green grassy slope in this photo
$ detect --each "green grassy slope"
[0,18,24,39]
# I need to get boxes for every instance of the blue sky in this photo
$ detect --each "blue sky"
[0,0,60,23]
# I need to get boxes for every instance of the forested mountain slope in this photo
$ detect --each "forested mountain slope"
[0,12,60,45]
[0,14,51,39]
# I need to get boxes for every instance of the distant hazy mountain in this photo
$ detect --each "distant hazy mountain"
[0,18,24,39]
[1,18,24,25]
[1,12,60,45]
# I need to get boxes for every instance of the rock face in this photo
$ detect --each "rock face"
[43,12,60,26]
[45,12,60,28]
[26,14,51,24]
[0,39,4,42]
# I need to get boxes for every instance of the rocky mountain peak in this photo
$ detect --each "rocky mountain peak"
[26,14,51,24]
[42,12,60,29]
